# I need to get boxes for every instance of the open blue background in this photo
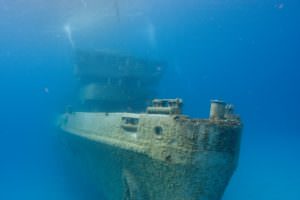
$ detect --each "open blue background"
[0,0,299,199]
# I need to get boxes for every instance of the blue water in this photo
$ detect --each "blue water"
[0,0,299,199]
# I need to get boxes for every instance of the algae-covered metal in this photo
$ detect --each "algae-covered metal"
[58,99,242,200]
[58,50,242,200]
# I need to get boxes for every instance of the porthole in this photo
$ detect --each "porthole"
[154,126,163,136]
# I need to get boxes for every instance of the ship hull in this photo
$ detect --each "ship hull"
[60,126,240,200]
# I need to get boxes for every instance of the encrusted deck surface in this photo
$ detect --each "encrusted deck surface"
[59,112,242,200]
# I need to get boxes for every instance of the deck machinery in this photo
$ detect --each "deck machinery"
[58,50,243,200]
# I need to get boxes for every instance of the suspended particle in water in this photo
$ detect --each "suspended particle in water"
[275,3,285,10]
[44,87,49,93]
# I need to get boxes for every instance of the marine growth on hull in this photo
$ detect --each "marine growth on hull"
[58,50,243,200]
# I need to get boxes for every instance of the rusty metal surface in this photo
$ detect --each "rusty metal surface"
[58,100,242,200]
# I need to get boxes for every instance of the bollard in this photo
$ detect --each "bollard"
[210,100,226,120]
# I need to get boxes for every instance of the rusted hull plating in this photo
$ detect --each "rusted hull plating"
[59,111,242,200]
